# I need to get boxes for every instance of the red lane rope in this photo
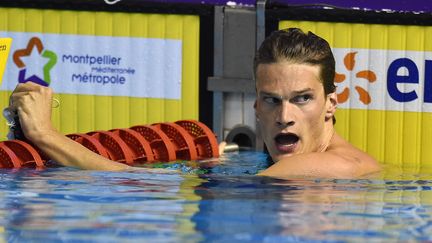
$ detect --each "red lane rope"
[175,120,219,159]
[0,120,219,169]
[152,122,198,161]
[110,128,155,163]
[130,125,177,162]
[1,140,45,168]
[87,131,135,165]
[0,143,21,168]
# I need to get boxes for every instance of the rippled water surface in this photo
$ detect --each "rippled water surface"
[1,152,432,242]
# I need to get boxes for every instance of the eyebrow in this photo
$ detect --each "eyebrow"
[259,88,314,98]
[259,91,280,97]
[292,88,314,95]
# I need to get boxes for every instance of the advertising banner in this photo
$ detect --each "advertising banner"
[1,32,182,99]
[280,20,432,168]
[0,37,11,85]
[0,8,199,137]
[333,48,432,113]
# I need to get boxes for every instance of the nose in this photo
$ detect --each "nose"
[276,101,295,127]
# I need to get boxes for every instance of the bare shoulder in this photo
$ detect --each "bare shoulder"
[327,133,381,175]
[258,133,381,179]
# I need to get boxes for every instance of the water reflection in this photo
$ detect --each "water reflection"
[194,176,432,241]
[0,168,204,242]
[0,152,431,242]
[190,155,432,242]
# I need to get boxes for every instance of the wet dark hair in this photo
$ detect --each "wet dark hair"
[254,28,336,95]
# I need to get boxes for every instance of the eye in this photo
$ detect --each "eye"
[292,94,312,104]
[262,96,281,105]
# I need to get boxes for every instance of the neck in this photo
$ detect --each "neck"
[317,122,335,152]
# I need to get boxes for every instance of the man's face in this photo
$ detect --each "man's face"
[255,62,336,162]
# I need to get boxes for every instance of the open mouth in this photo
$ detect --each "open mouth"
[274,133,299,153]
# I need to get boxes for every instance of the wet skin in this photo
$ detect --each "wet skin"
[255,62,381,178]
[255,62,336,162]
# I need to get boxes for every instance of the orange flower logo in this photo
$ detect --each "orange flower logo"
[335,52,377,105]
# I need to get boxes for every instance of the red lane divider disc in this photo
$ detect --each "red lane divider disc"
[110,128,155,163]
[130,125,176,162]
[175,120,219,159]
[66,133,110,159]
[152,123,198,161]
[2,140,45,168]
[0,142,21,168]
[87,131,134,165]
[0,120,220,170]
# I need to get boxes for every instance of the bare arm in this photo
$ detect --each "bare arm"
[9,82,129,170]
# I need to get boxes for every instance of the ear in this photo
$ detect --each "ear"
[325,92,338,120]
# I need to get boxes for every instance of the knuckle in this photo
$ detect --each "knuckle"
[28,92,37,99]
[34,84,44,92]
[46,87,54,95]
[40,86,53,95]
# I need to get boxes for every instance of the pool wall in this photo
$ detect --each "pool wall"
[1,0,432,169]
[210,2,432,169]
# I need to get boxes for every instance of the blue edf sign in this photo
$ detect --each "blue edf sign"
[388,58,432,103]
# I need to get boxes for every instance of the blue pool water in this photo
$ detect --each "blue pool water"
[1,151,432,242]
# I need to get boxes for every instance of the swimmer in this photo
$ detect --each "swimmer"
[8,28,381,178]
[253,28,381,178]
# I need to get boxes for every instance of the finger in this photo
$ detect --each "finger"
[11,97,37,119]
[9,91,38,112]
[12,81,45,93]
[11,83,52,101]
[218,141,227,154]
[10,84,27,105]
[9,93,28,111]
